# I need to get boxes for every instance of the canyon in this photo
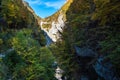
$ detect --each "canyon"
[0,0,120,80]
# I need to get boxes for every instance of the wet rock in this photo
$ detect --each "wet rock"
[93,56,120,80]
[55,66,64,80]
[0,48,14,58]
[44,32,53,46]
[74,46,97,65]
[74,46,120,80]
[80,75,89,80]
[74,46,99,80]
[74,46,96,57]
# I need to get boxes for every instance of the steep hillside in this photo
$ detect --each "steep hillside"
[0,0,120,80]
[0,0,55,80]
[40,0,73,42]
[42,0,120,80]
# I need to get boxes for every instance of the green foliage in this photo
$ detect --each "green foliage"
[39,31,46,46]
[1,29,55,80]
[3,51,23,71]
[100,31,120,73]
[1,0,19,24]
[1,0,39,29]
[0,39,3,45]
[0,62,6,80]
[11,29,39,52]
[50,41,80,79]
[0,30,15,52]
[0,0,56,79]
[49,0,120,78]
[90,0,119,76]
[1,0,120,79]
[92,0,120,25]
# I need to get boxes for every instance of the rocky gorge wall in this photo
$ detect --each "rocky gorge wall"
[41,0,120,80]
[40,13,65,42]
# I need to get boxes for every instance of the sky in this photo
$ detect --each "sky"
[24,0,66,18]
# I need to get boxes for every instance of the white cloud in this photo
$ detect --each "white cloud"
[44,0,66,9]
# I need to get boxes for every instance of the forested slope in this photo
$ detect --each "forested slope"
[47,0,120,80]
[0,0,56,80]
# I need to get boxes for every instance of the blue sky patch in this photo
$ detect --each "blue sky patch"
[25,0,66,18]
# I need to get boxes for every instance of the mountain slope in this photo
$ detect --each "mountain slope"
[42,0,120,80]
[40,0,73,42]
[0,0,120,80]
[0,0,55,80]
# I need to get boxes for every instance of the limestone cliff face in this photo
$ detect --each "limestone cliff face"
[40,0,73,42]
[39,0,120,79]
[40,14,65,42]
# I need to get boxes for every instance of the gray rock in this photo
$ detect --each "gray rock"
[93,56,120,80]
[44,32,53,46]
[0,54,5,58]
[74,46,120,80]
[0,48,14,58]
[40,14,65,42]
[80,75,89,80]
[74,46,96,57]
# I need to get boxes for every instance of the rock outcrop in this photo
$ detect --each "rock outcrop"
[40,14,65,42]
[74,46,120,80]
[32,0,120,79]
[40,0,73,42]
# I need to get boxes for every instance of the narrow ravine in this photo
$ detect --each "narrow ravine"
[43,30,65,80]
[0,0,120,80]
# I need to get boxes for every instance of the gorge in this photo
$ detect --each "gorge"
[0,0,120,80]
